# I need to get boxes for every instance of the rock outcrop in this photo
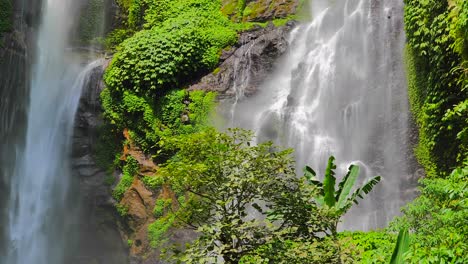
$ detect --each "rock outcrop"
[72,61,128,264]
[190,22,296,99]
[222,0,301,22]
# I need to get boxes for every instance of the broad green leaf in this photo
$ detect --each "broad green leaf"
[336,165,360,210]
[303,166,322,187]
[348,176,381,208]
[390,228,410,264]
[323,156,337,207]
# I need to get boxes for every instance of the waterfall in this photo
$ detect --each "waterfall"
[229,0,411,229]
[4,0,105,263]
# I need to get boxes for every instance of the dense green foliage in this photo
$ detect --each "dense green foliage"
[113,156,139,200]
[151,128,379,263]
[0,0,12,34]
[404,0,467,176]
[102,0,233,161]
[339,231,396,263]
[390,164,468,263]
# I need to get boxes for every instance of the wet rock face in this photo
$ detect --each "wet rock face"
[190,22,295,99]
[71,61,128,264]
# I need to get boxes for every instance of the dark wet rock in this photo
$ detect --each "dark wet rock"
[190,22,296,99]
[71,60,128,264]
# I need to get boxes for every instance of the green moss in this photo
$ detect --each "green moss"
[113,156,139,201]
[243,1,265,21]
[221,0,238,16]
[213,67,221,75]
[116,204,129,217]
[405,46,439,177]
[148,214,175,248]
[153,198,172,218]
[142,175,164,190]
[127,239,134,247]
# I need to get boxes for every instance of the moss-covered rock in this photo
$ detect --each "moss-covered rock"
[222,0,301,22]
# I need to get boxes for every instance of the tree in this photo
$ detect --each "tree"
[158,128,299,263]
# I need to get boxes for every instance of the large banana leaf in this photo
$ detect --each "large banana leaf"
[348,176,381,206]
[323,156,337,207]
[304,165,322,188]
[336,165,360,210]
[390,228,410,264]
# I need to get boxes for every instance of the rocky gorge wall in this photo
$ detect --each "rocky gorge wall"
[72,61,129,264]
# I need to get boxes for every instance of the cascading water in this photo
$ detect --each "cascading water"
[229,0,413,229]
[227,39,257,126]
[4,0,104,263]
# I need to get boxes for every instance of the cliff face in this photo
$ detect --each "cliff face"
[191,22,295,100]
[71,61,129,264]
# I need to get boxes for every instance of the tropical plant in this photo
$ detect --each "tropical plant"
[304,156,381,235]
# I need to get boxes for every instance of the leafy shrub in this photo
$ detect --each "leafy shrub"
[116,204,130,217]
[390,164,468,263]
[105,28,133,50]
[239,237,348,264]
[153,198,172,218]
[339,231,395,263]
[113,156,139,200]
[105,27,208,94]
[142,175,164,190]
[101,86,217,154]
[148,213,175,248]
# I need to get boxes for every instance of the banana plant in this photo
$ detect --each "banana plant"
[303,156,381,234]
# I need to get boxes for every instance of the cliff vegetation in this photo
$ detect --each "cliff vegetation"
[96,0,468,263]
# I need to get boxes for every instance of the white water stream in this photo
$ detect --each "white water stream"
[4,0,104,263]
[229,0,411,229]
